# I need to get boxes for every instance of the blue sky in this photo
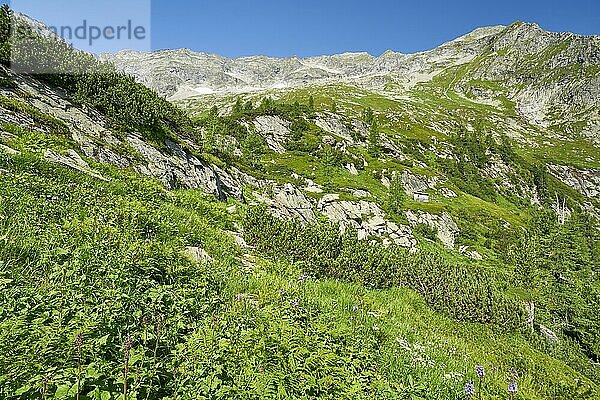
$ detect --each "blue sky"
[5,0,600,57]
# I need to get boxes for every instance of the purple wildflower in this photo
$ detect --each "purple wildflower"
[508,381,517,394]
[464,381,475,398]
[352,305,359,312]
[289,299,299,308]
[475,365,485,378]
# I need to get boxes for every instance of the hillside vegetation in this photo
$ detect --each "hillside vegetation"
[0,5,599,399]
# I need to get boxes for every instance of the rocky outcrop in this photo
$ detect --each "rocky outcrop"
[315,114,357,144]
[184,246,213,264]
[252,115,290,153]
[125,135,243,200]
[459,245,483,260]
[317,194,416,247]
[406,210,460,249]
[548,164,600,198]
[254,183,316,223]
[44,149,107,181]
[1,69,244,201]
[402,170,437,194]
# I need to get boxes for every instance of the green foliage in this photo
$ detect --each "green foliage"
[0,4,11,65]
[362,107,374,125]
[242,206,523,329]
[413,223,438,241]
[438,128,498,201]
[503,209,600,372]
[368,120,381,158]
[386,173,406,215]
[6,12,190,143]
[73,70,189,141]
[330,100,337,113]
[0,151,236,399]
[241,132,268,171]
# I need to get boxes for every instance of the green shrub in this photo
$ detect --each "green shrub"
[413,223,437,241]
[242,206,523,329]
[6,12,191,143]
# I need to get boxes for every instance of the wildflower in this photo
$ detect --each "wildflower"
[289,299,299,308]
[508,381,517,394]
[352,305,358,312]
[464,381,475,397]
[298,273,308,284]
[475,365,485,378]
[279,289,286,297]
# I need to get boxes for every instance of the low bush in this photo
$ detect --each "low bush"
[242,206,523,329]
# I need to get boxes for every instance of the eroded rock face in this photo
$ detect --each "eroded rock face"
[126,136,243,200]
[402,170,437,194]
[253,115,291,154]
[2,70,245,201]
[315,114,357,144]
[548,164,600,198]
[406,210,460,249]
[254,183,316,223]
[317,194,416,248]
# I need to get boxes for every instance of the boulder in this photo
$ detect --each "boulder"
[402,170,436,194]
[253,115,291,154]
[539,325,560,345]
[318,195,416,248]
[406,210,460,249]
[254,183,316,224]
[184,246,213,264]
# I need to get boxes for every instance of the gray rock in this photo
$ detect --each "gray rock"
[402,170,436,194]
[254,183,316,223]
[406,210,460,249]
[440,187,457,198]
[352,189,371,198]
[184,246,213,264]
[44,149,107,181]
[539,324,560,345]
[0,143,19,155]
[548,164,600,198]
[315,114,355,144]
[318,195,416,248]
[126,134,243,201]
[253,115,291,154]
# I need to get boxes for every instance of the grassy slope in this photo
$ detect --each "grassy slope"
[0,27,598,396]
[0,146,597,399]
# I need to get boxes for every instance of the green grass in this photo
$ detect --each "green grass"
[1,133,598,399]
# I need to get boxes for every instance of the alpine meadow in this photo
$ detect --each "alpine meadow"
[0,3,600,399]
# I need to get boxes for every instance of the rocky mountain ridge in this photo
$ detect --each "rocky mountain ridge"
[101,24,507,99]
